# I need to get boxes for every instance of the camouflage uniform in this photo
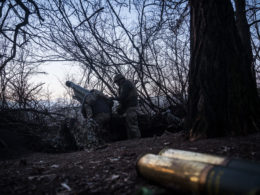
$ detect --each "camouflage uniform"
[125,106,141,138]
[113,74,141,139]
[65,82,112,148]
[80,89,112,146]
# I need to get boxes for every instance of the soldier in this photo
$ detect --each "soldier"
[81,89,113,142]
[66,81,113,148]
[111,74,141,139]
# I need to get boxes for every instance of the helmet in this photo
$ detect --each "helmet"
[113,74,125,83]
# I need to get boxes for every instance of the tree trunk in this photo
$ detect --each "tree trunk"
[187,0,260,138]
[234,0,257,85]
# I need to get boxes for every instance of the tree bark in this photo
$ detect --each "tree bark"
[234,0,257,85]
[187,0,260,138]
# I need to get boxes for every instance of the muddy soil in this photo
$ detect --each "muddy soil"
[1,131,260,194]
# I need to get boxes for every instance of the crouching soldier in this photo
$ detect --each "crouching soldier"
[110,74,141,139]
[66,81,113,148]
[81,90,112,135]
[80,89,113,145]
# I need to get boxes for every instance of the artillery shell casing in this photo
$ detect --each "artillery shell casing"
[159,148,260,174]
[137,154,260,194]
[137,154,213,193]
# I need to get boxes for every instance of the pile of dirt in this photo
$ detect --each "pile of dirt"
[0,131,260,194]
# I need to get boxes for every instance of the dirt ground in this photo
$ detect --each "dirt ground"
[1,131,260,194]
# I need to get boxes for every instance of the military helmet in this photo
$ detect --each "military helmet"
[113,73,125,83]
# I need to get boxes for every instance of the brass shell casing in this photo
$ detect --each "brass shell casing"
[159,148,260,174]
[159,148,227,166]
[137,154,213,193]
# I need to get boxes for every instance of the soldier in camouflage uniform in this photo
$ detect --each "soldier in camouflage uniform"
[65,81,113,148]
[111,74,141,139]
[79,89,112,147]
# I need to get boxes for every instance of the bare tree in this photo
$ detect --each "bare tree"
[0,48,44,111]
[0,0,43,72]
[187,0,260,139]
[8,54,44,109]
[33,0,190,114]
[246,0,260,87]
[19,0,257,115]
